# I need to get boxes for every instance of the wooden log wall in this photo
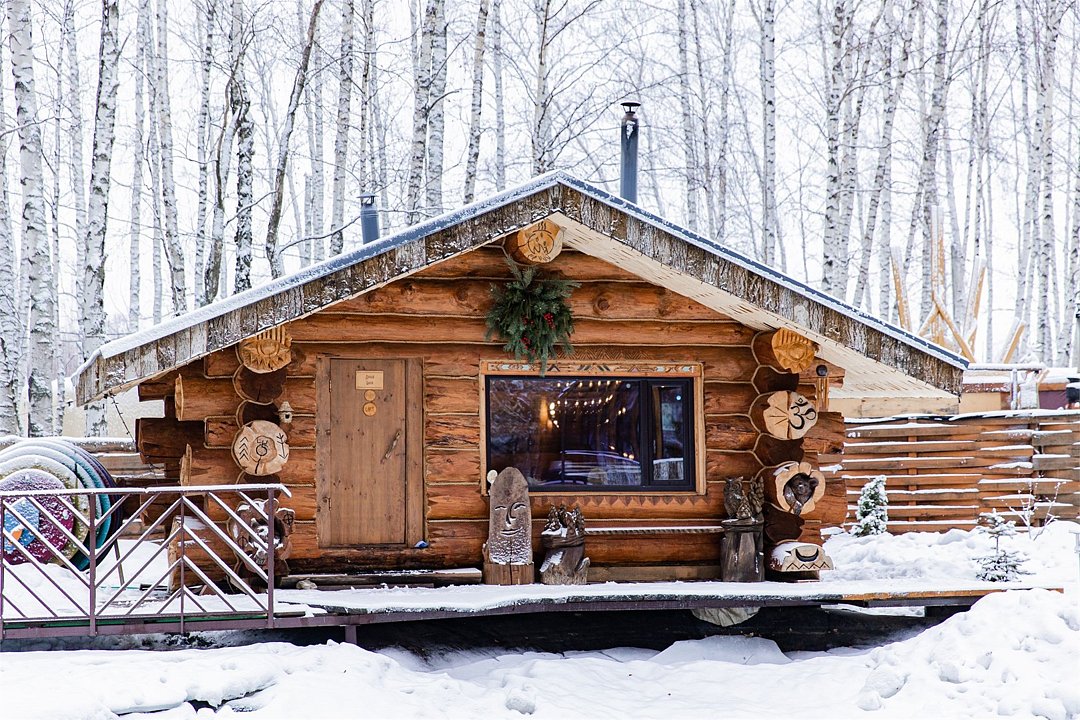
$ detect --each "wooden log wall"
[822,411,1080,532]
[140,245,847,580]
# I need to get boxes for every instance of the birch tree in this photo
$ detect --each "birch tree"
[153,0,186,313]
[329,0,353,254]
[425,0,446,215]
[264,0,324,279]
[405,0,434,224]
[193,0,216,307]
[0,40,20,434]
[81,0,121,437]
[8,0,55,436]
[462,0,491,204]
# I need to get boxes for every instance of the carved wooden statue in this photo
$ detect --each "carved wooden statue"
[483,467,535,584]
[226,497,296,590]
[721,476,765,582]
[539,505,590,585]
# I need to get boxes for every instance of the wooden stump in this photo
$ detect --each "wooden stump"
[720,520,763,582]
[539,505,590,585]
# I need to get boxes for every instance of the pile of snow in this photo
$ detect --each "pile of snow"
[823,519,1079,587]
[1,589,1077,718]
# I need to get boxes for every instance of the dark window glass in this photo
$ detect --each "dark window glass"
[486,376,694,491]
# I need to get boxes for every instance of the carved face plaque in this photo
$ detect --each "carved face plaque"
[762,391,819,440]
[509,219,563,264]
[233,420,290,476]
[771,328,817,374]
[486,467,532,565]
[237,328,292,374]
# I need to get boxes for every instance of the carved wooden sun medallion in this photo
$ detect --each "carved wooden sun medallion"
[237,327,292,374]
[762,391,819,440]
[771,328,818,374]
[507,218,564,264]
[232,420,290,476]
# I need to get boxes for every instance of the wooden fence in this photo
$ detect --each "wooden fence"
[821,411,1080,532]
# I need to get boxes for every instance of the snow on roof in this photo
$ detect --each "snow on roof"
[73,172,967,403]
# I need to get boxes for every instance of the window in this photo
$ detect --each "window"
[486,375,695,491]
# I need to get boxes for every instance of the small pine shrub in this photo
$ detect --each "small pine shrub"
[976,512,1029,582]
[852,475,889,536]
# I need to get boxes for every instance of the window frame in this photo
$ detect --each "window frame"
[480,360,706,495]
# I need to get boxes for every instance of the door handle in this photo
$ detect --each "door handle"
[383,430,402,461]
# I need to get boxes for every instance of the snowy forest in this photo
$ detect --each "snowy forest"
[0,0,1078,437]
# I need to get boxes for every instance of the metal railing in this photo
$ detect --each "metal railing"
[0,483,289,638]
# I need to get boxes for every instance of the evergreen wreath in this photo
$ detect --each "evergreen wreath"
[485,257,578,374]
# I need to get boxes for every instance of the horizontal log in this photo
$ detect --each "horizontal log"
[426,448,481,484]
[202,484,317,524]
[138,367,184,401]
[705,450,763,481]
[425,376,479,414]
[135,417,204,463]
[182,446,316,486]
[413,246,646,282]
[204,345,313,379]
[704,415,757,451]
[176,375,315,421]
[752,434,803,466]
[425,414,481,449]
[205,415,317,449]
[288,315,756,347]
[425,481,728,522]
[702,383,758,415]
[331,278,728,322]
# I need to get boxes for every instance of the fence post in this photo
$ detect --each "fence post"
[88,490,97,635]
[266,486,275,628]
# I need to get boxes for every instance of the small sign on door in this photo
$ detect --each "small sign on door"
[356,370,384,390]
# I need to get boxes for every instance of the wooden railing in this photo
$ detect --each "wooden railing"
[821,411,1080,532]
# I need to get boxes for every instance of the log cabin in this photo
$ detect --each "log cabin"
[73,173,966,585]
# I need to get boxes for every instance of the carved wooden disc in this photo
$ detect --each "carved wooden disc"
[232,420,290,476]
[237,327,292,374]
[233,366,287,405]
[762,391,819,440]
[763,461,826,517]
[506,218,564,264]
[770,328,817,374]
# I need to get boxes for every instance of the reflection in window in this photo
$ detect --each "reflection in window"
[486,376,694,491]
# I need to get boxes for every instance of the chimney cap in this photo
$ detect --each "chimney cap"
[621,100,641,114]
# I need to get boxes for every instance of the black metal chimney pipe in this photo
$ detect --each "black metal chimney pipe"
[619,101,640,204]
[360,193,380,244]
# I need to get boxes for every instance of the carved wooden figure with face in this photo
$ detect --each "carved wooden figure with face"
[486,467,533,565]
[783,473,818,517]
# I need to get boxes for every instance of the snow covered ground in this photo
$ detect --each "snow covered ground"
[1,522,1078,719]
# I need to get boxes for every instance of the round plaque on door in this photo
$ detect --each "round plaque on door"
[363,402,378,417]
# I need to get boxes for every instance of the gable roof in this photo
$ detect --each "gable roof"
[74,172,966,404]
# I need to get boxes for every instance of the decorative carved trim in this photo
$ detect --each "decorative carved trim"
[771,328,817,374]
[232,420,291,476]
[762,391,818,440]
[483,359,700,377]
[505,218,564,264]
[237,327,292,374]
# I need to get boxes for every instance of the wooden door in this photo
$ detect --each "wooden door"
[317,357,423,547]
